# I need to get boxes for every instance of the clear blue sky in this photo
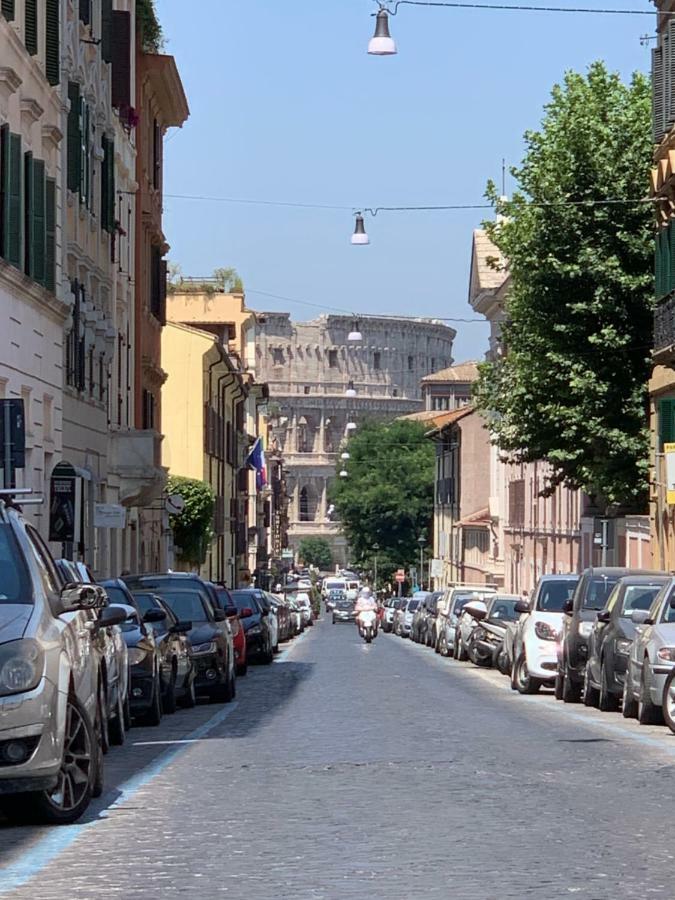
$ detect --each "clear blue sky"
[155,0,651,361]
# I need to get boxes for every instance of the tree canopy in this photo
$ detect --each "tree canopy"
[473,62,653,510]
[166,475,215,566]
[298,538,333,571]
[330,419,434,580]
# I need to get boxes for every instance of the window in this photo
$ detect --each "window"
[392,388,398,397]
[152,119,162,189]
[299,487,309,521]
[431,358,436,371]
[101,136,115,233]
[272,348,284,366]
[111,11,132,110]
[25,0,37,55]
[508,479,525,527]
[304,386,310,395]
[374,352,381,370]
[659,398,675,449]
[328,349,338,368]
[408,356,414,371]
[142,389,156,431]
[150,246,167,322]
[66,282,86,391]
[25,525,59,598]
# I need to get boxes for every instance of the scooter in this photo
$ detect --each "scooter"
[358,610,378,644]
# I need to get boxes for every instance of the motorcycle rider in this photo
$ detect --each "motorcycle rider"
[355,587,378,637]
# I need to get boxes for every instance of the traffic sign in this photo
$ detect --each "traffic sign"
[395,568,405,583]
[165,494,185,515]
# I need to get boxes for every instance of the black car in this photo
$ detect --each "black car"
[557,567,656,703]
[332,599,356,623]
[326,589,346,612]
[584,575,670,711]
[132,585,236,703]
[230,589,274,663]
[132,592,197,711]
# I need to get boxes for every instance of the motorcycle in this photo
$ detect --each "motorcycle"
[358,609,378,644]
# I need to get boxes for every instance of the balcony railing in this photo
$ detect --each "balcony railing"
[654,292,675,358]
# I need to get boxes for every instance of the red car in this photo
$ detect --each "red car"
[213,585,247,676]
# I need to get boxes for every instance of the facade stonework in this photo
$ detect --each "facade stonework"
[256,313,456,566]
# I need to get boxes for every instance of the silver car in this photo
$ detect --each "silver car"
[438,586,497,657]
[0,501,125,824]
[623,577,675,725]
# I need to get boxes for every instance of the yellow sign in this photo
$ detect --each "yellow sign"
[666,443,675,505]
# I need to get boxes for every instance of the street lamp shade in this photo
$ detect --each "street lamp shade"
[417,534,427,547]
[339,469,349,478]
[351,214,369,246]
[368,9,397,56]
[346,421,357,431]
[340,452,350,460]
[345,380,357,398]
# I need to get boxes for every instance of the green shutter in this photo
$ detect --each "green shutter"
[45,0,59,86]
[107,137,115,233]
[45,177,55,292]
[1,0,14,22]
[100,136,108,231]
[32,159,45,286]
[67,83,81,193]
[0,125,7,261]
[101,0,113,63]
[24,152,33,276]
[669,223,675,295]
[656,238,662,299]
[663,230,671,299]
[2,134,22,269]
[660,398,675,449]
[25,0,37,55]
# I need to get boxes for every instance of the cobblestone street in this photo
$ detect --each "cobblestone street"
[3,618,675,899]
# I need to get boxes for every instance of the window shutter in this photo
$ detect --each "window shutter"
[32,159,46,286]
[1,0,14,22]
[100,136,108,231]
[663,229,671,298]
[153,119,161,189]
[80,100,89,204]
[45,177,55,292]
[24,152,33,276]
[150,246,161,319]
[0,125,7,261]
[67,83,81,193]
[656,235,663,299]
[79,0,90,25]
[654,47,666,143]
[5,133,22,268]
[111,11,131,110]
[101,0,113,63]
[159,258,167,325]
[659,398,675,448]
[108,137,115,233]
[45,0,60,86]
[25,0,38,55]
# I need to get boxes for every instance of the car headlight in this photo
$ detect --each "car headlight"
[657,647,675,662]
[473,627,486,641]
[0,639,44,697]
[192,641,217,655]
[578,622,593,638]
[615,638,632,656]
[535,621,559,642]
[248,625,262,635]
[127,648,148,666]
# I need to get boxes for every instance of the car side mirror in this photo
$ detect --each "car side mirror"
[225,607,238,619]
[563,598,574,615]
[143,608,167,624]
[468,608,487,622]
[631,609,652,626]
[170,620,192,634]
[60,583,104,613]
[514,600,530,614]
[99,605,128,628]
[213,608,227,622]
[597,609,611,624]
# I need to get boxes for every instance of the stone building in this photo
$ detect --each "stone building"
[255,313,456,566]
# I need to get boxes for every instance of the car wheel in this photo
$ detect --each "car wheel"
[236,661,248,677]
[562,664,581,703]
[109,688,127,746]
[1,694,95,825]
[142,675,163,726]
[454,632,468,662]
[122,693,132,732]
[98,681,110,755]
[583,663,600,708]
[622,666,638,719]
[91,695,104,799]
[496,647,511,676]
[179,676,197,709]
[515,654,541,694]
[162,666,177,715]
[662,668,675,734]
[225,663,237,701]
[554,671,564,701]
[638,663,663,725]
[599,661,619,712]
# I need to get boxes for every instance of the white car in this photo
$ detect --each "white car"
[509,574,579,693]
[294,591,313,626]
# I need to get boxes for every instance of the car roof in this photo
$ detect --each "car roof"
[616,574,670,584]
[537,573,579,581]
[581,567,657,575]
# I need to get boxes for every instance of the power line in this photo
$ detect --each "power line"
[378,0,656,15]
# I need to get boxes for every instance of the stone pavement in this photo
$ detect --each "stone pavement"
[2,619,675,899]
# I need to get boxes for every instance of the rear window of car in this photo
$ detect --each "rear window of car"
[407,600,420,611]
[620,584,663,616]
[488,598,519,621]
[0,524,32,604]
[157,590,209,623]
[103,585,131,606]
[536,580,577,612]
[230,591,261,614]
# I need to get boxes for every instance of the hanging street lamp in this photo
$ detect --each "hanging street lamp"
[345,380,357,398]
[351,213,370,246]
[368,8,397,56]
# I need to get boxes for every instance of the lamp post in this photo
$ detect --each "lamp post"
[417,534,427,590]
[372,542,380,594]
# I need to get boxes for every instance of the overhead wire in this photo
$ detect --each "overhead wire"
[376,0,658,15]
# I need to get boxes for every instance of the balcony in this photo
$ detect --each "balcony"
[108,429,166,507]
[654,293,675,363]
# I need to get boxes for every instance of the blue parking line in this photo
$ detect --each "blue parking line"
[0,701,239,895]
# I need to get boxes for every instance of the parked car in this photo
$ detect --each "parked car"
[392,597,409,636]
[410,592,434,644]
[57,560,128,751]
[293,590,313,626]
[269,594,292,644]
[507,574,579,693]
[211,585,248,676]
[397,597,421,638]
[435,585,497,655]
[557,567,654,703]
[132,592,197,706]
[286,598,304,636]
[466,594,520,667]
[582,575,669,712]
[0,502,126,824]
[230,589,275,663]
[381,597,398,633]
[332,599,356,623]
[140,586,235,703]
[623,576,675,724]
[421,591,443,647]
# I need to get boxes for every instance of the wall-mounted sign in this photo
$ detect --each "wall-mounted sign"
[94,504,127,529]
[165,494,185,516]
[666,443,675,506]
[49,472,77,542]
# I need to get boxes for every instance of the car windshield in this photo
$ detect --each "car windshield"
[132,592,157,615]
[103,585,130,606]
[584,576,621,610]
[621,584,664,616]
[452,592,493,614]
[335,600,353,610]
[0,524,32,604]
[407,600,420,611]
[488,598,519,621]
[158,590,209,623]
[230,591,260,615]
[536,580,577,612]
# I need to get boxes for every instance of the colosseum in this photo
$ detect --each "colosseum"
[255,313,457,567]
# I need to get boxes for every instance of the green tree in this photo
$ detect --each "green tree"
[213,267,244,293]
[330,420,434,580]
[166,475,215,567]
[298,538,333,570]
[473,62,653,510]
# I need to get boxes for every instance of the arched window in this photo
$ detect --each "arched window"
[299,487,310,521]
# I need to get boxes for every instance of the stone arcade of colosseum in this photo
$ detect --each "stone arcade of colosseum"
[255,313,457,567]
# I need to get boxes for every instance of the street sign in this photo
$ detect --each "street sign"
[395,568,405,583]
[165,493,185,515]
[431,558,443,578]
[94,504,127,529]
[666,443,675,505]
[282,549,294,560]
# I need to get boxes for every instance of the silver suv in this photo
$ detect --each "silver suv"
[0,501,125,824]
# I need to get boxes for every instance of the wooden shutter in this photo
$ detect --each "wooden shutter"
[656,234,663,299]
[0,125,7,262]
[24,152,33,276]
[100,136,108,231]
[150,245,161,318]
[5,133,22,268]
[45,177,55,292]
[159,258,167,325]
[153,119,161,189]
[67,83,81,193]
[32,159,46,286]
[25,0,37,55]
[663,229,671,299]
[654,47,666,144]
[111,11,131,110]
[1,0,14,21]
[45,0,59,86]
[101,0,113,63]
[79,0,90,25]
[659,398,675,448]
[107,137,115,232]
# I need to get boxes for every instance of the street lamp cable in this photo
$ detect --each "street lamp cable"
[374,0,658,15]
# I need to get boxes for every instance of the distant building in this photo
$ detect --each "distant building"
[421,361,478,412]
[255,313,456,566]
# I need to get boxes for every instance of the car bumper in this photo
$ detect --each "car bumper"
[650,664,675,706]
[192,652,224,689]
[333,613,355,622]
[0,677,63,791]
[524,643,560,680]
[129,669,155,711]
